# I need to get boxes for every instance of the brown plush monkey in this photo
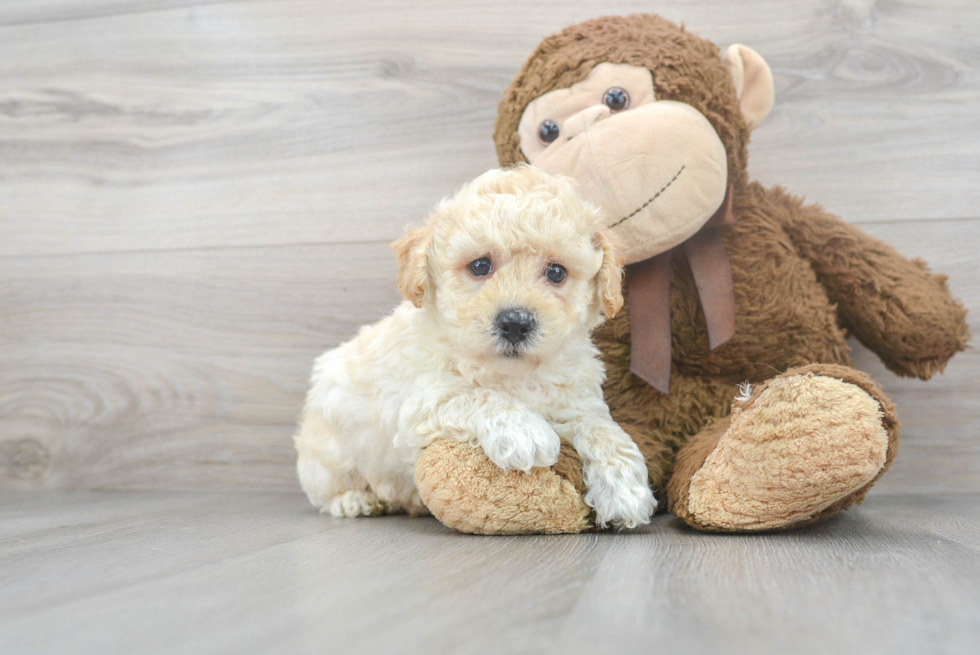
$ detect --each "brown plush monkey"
[414,14,969,534]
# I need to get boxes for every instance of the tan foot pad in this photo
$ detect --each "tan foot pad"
[687,372,890,531]
[415,440,592,535]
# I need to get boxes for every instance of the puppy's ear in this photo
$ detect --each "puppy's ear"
[391,224,433,308]
[593,228,624,318]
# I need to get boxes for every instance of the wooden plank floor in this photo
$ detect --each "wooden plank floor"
[1,0,978,494]
[1,491,979,655]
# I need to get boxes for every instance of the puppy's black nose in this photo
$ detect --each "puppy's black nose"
[497,309,536,345]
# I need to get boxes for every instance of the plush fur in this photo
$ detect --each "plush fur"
[416,439,593,535]
[295,166,655,529]
[413,13,968,534]
[668,364,901,532]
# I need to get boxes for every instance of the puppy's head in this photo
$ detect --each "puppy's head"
[392,165,623,364]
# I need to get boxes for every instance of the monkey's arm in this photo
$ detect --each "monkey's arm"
[766,185,969,379]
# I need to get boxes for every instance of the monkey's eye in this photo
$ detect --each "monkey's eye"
[602,87,630,112]
[468,257,493,277]
[538,119,560,144]
[545,263,567,284]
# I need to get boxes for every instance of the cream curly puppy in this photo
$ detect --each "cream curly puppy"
[295,166,655,529]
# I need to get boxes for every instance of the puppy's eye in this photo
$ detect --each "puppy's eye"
[538,119,560,144]
[602,87,630,112]
[468,257,493,277]
[545,263,567,284]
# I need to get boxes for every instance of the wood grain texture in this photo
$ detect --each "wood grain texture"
[0,0,978,257]
[0,0,978,491]
[1,492,979,655]
[0,243,402,490]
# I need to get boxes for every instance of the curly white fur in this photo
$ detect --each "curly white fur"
[294,166,655,529]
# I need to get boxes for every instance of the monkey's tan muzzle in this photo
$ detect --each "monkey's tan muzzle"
[533,100,729,265]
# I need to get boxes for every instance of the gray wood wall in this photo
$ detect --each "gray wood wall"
[1,0,977,493]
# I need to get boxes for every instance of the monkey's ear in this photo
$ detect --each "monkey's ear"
[593,228,625,319]
[391,224,433,308]
[723,44,775,130]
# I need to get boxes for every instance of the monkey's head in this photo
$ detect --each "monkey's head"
[494,14,774,264]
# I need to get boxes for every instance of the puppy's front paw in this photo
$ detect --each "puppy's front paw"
[480,412,560,473]
[584,458,656,530]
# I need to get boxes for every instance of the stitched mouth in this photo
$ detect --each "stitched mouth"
[609,165,686,228]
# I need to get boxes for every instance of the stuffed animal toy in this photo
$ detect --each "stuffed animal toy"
[414,13,969,534]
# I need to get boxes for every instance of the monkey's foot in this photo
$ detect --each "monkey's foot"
[668,364,900,532]
[415,439,593,535]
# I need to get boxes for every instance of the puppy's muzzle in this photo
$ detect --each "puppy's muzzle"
[496,308,537,346]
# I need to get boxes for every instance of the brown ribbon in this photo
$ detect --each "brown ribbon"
[627,186,736,393]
